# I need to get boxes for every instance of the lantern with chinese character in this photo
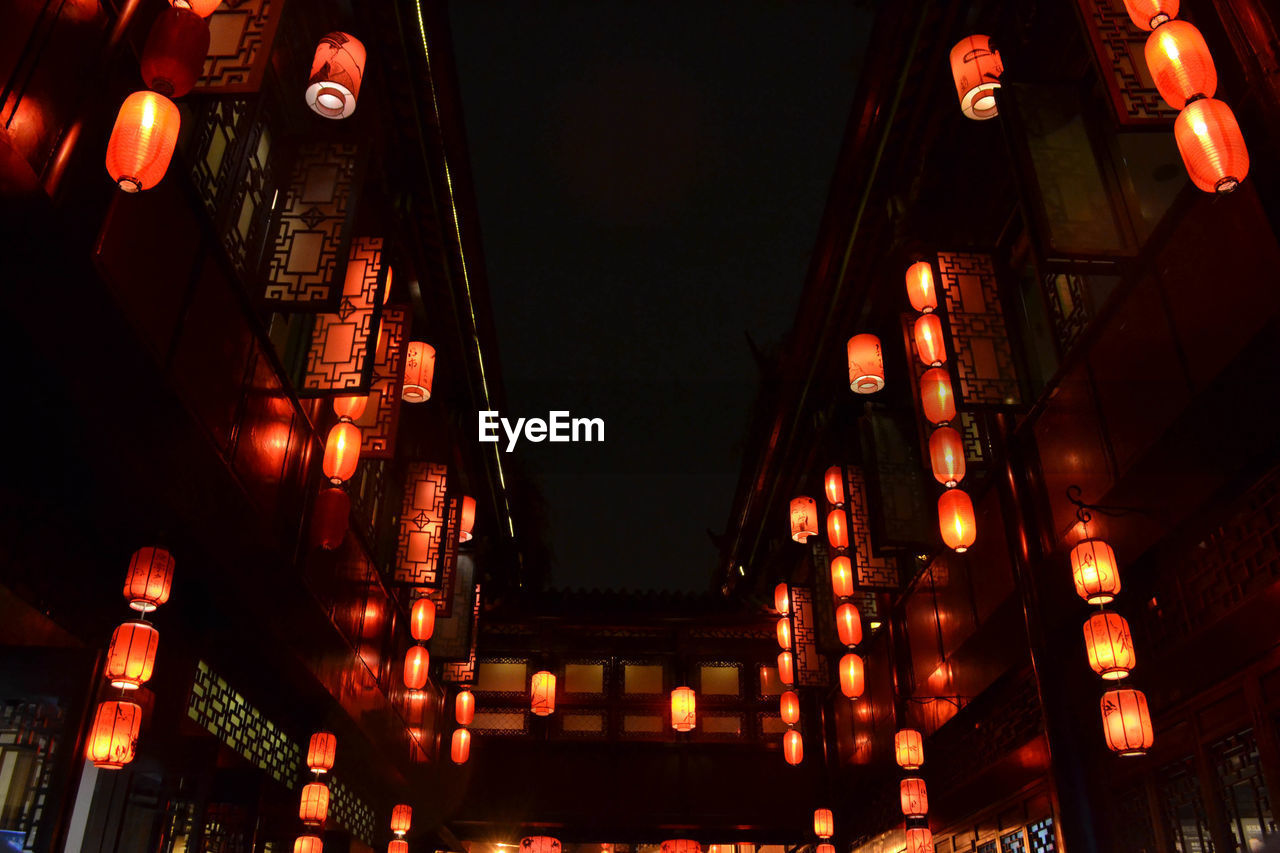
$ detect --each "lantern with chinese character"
[906,261,937,313]
[124,546,174,612]
[780,690,800,725]
[299,782,329,825]
[901,777,929,818]
[410,597,436,642]
[831,555,854,599]
[459,495,476,542]
[817,846,835,853]
[1123,0,1179,30]
[526,839,563,853]
[87,701,141,769]
[777,651,795,685]
[1071,539,1121,604]
[775,582,790,614]
[170,0,220,15]
[1175,97,1249,193]
[824,466,845,506]
[790,496,819,543]
[1084,612,1136,679]
[813,808,834,839]
[906,827,934,853]
[456,689,475,725]
[776,617,792,651]
[451,727,471,763]
[784,729,804,765]
[390,804,412,836]
[1145,21,1216,109]
[404,645,429,691]
[322,421,361,484]
[950,35,1003,120]
[141,7,211,98]
[928,426,966,488]
[938,489,977,552]
[671,686,697,732]
[920,368,956,425]
[106,91,180,192]
[659,842,697,853]
[307,732,336,774]
[836,602,862,647]
[531,670,556,716]
[390,843,409,853]
[913,314,947,367]
[827,509,849,550]
[306,32,365,119]
[1101,688,1154,755]
[294,838,323,853]
[106,621,159,690]
[402,342,436,403]
[895,728,924,769]
[311,487,350,550]
[838,653,864,699]
[847,334,886,394]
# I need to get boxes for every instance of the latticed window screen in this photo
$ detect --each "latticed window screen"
[1211,728,1275,850]
[1158,755,1217,853]
[329,775,377,846]
[187,661,301,786]
[1026,817,1056,853]
[0,699,63,850]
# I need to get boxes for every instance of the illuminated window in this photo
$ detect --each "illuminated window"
[565,663,605,694]
[475,661,527,693]
[623,664,664,695]
[623,714,664,734]
[699,664,741,697]
[702,715,744,737]
[561,713,606,734]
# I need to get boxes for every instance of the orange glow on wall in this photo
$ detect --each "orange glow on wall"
[780,690,800,725]
[813,808,834,839]
[1083,612,1136,679]
[456,689,475,725]
[170,0,221,16]
[919,368,956,425]
[333,395,368,421]
[776,617,792,651]
[836,602,862,647]
[1070,538,1121,604]
[141,7,210,98]
[824,466,845,506]
[307,732,336,774]
[531,670,556,716]
[905,261,937,313]
[826,509,849,550]
[950,35,1003,120]
[671,686,697,732]
[451,727,471,763]
[938,489,977,552]
[403,646,429,692]
[390,804,412,836]
[106,91,179,192]
[928,426,966,488]
[1175,97,1249,193]
[106,621,159,690]
[410,597,436,642]
[322,421,361,484]
[913,314,947,367]
[1101,688,1154,756]
[783,729,804,765]
[298,782,329,825]
[1145,21,1216,109]
[775,582,790,615]
[311,487,350,551]
[87,701,141,769]
[790,496,819,542]
[1122,0,1179,30]
[900,777,929,818]
[306,32,365,119]
[831,556,854,598]
[838,653,864,698]
[124,546,174,612]
[293,837,323,853]
[847,334,886,394]
[777,651,795,685]
[895,728,924,769]
[459,495,476,542]
[402,342,436,403]
[905,828,934,853]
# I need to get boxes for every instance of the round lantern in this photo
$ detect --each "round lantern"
[920,368,957,425]
[459,495,476,543]
[659,842,698,853]
[905,827,934,853]
[450,727,471,763]
[526,839,564,853]
[900,777,929,818]
[124,546,175,612]
[390,843,409,853]
[1083,612,1136,679]
[311,487,350,550]
[402,342,436,403]
[836,602,862,647]
[783,729,804,765]
[106,91,180,192]
[106,621,159,690]
[1175,97,1249,193]
[87,701,141,769]
[913,314,947,367]
[950,35,1003,120]
[169,0,221,16]
[322,421,361,484]
[838,653,865,699]
[403,645,429,692]
[307,731,336,774]
[774,582,790,615]
[777,651,795,686]
[895,728,924,769]
[776,617,792,651]
[671,686,697,732]
[141,7,211,98]
[826,509,849,550]
[813,808,834,839]
[306,32,366,119]
[455,689,475,725]
[294,838,324,853]
[1101,688,1154,756]
[824,466,845,506]
[390,803,412,836]
[938,489,977,552]
[410,597,436,642]
[847,334,886,394]
[780,690,800,726]
[1070,538,1121,604]
[299,782,329,825]
[928,426,966,488]
[831,556,854,599]
[905,261,937,313]
[333,394,367,422]
[531,670,556,716]
[1122,0,1179,30]
[790,496,819,543]
[1145,21,1216,109]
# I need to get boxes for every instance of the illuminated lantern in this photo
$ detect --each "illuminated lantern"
[410,597,436,642]
[780,690,800,725]
[906,828,935,853]
[816,846,835,853]
[831,556,854,598]
[390,843,409,853]
[671,686,697,732]
[777,651,795,685]
[775,582,790,614]
[824,466,845,506]
[1122,0,1179,30]
[526,839,564,853]
[105,91,180,192]
[919,368,956,425]
[659,842,698,853]
[1175,97,1249,193]
[333,395,367,421]
[847,334,886,394]
[813,808,834,839]
[403,645,429,692]
[450,727,471,763]
[900,777,929,818]
[87,701,141,769]
[294,838,324,853]
[1083,612,1136,679]
[928,426,966,488]
[905,261,937,313]
[776,617,792,651]
[455,689,475,725]
[311,487,350,550]
[1070,539,1121,604]
[826,509,849,550]
[1145,21,1216,109]
[402,342,436,403]
[836,602,862,647]
[459,495,476,543]
[950,35,1003,120]
[790,496,819,542]
[895,728,924,769]
[390,804,412,836]
[105,621,159,690]
[299,782,329,825]
[1101,688,1154,756]
[913,314,947,367]
[306,32,366,119]
[141,7,211,98]
[124,546,174,612]
[322,421,361,484]
[838,653,864,699]
[938,489,977,553]
[531,670,556,716]
[784,729,804,765]
[169,0,221,16]
[307,732,336,774]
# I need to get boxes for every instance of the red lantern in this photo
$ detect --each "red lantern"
[938,489,977,553]
[1101,688,1154,756]
[817,846,835,853]
[776,617,792,651]
[169,0,221,16]
[311,487,350,550]
[928,426,966,488]
[913,314,947,367]
[410,597,436,642]
[106,621,159,690]
[659,842,698,853]
[526,839,564,853]
[950,35,1003,120]
[1070,539,1121,604]
[403,646,429,691]
[1122,0,1179,30]
[141,7,210,98]
[836,602,862,647]
[900,777,929,818]
[847,334,886,394]
[390,803,412,836]
[322,421,361,484]
[306,32,366,119]
[895,728,924,769]
[531,670,556,716]
[783,729,804,765]
[1083,612,1136,679]
[106,91,180,192]
[456,689,475,725]
[390,843,409,853]
[451,727,471,763]
[333,395,367,422]
[294,838,324,853]
[459,495,476,543]
[777,651,795,685]
[307,731,336,774]
[775,582,790,614]
[906,261,937,314]
[824,466,845,506]
[299,782,329,825]
[919,368,956,425]
[402,342,436,403]
[124,546,174,612]
[780,690,800,726]
[671,686,697,732]
[826,509,849,550]
[1175,97,1249,193]
[1145,21,1217,109]
[838,653,865,699]
[831,555,854,599]
[790,496,819,542]
[87,701,141,769]
[906,827,935,853]
[813,808,834,839]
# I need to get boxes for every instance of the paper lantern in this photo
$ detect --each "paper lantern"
[170,0,220,16]
[1101,688,1154,755]
[307,732,336,774]
[660,842,698,853]
[456,689,475,725]
[836,602,862,647]
[671,686,697,732]
[1175,97,1249,193]
[928,426,966,488]
[776,617,792,651]
[895,728,924,769]
[106,621,159,690]
[106,91,179,192]
[403,645,429,692]
[831,556,854,599]
[906,827,935,853]
[1123,0,1179,30]
[777,651,795,685]
[322,421,361,484]
[390,843,409,853]
[790,496,819,542]
[938,489,977,553]
[905,261,937,313]
[451,727,471,763]
[1145,21,1216,109]
[459,495,476,543]
[816,846,835,853]
[838,653,865,699]
[390,804,412,836]
[920,368,956,425]
[299,782,329,825]
[141,7,210,98]
[847,334,886,394]
[950,35,1003,120]
[311,487,350,550]
[333,394,367,422]
[783,729,804,765]
[87,701,141,769]
[410,597,436,642]
[403,342,436,403]
[124,546,174,612]
[526,839,564,853]
[813,808,834,839]
[1070,538,1121,604]
[1083,612,1136,679]
[306,32,366,119]
[913,314,948,368]
[531,670,556,716]
[827,509,849,550]
[775,582,790,614]
[293,838,323,853]
[780,690,800,725]
[824,466,845,506]
[900,777,929,818]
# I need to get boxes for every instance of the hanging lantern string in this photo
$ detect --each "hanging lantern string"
[1065,485,1151,526]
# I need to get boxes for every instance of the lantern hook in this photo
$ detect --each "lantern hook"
[1065,485,1150,525]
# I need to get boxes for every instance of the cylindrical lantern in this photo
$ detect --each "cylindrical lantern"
[826,509,849,550]
[306,32,366,119]
[938,489,977,553]
[816,846,835,853]
[333,394,367,422]
[106,621,159,690]
[895,728,924,769]
[659,842,698,853]
[410,597,436,642]
[531,670,556,716]
[455,689,475,725]
[783,729,804,765]
[1145,21,1217,109]
[838,652,865,699]
[1175,97,1249,193]
[1122,0,1179,30]
[170,0,221,16]
[1101,688,1154,756]
[311,487,350,550]
[106,91,180,192]
[1070,538,1121,604]
[950,35,1003,120]
[390,803,412,836]
[774,582,790,615]
[322,421,361,484]
[307,731,336,774]
[790,496,819,543]
[776,617,792,651]
[141,7,211,98]
[1083,612,1136,679]
[824,466,845,506]
[124,546,174,612]
[836,602,862,647]
[671,686,697,732]
[390,842,409,853]
[526,838,564,853]
[831,555,854,599]
[900,777,929,818]
[847,334,886,394]
[450,727,471,763]
[905,261,937,313]
[402,342,436,403]
[905,828,934,853]
[87,701,142,769]
[780,690,800,726]
[813,808,834,839]
[403,645,429,692]
[913,314,948,367]
[459,495,476,542]
[299,782,329,825]
[294,838,324,853]
[919,368,956,425]
[928,426,966,488]
[777,651,795,686]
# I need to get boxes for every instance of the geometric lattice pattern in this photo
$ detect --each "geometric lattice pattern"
[1027,817,1056,853]
[195,0,284,93]
[443,582,482,684]
[848,467,899,590]
[1157,754,1216,853]
[0,699,63,850]
[188,97,250,225]
[301,237,384,394]
[329,774,377,846]
[354,305,408,457]
[1075,0,1180,126]
[789,586,827,689]
[394,463,449,587]
[423,496,462,616]
[222,109,274,277]
[187,660,302,787]
[937,252,1022,407]
[1001,830,1027,853]
[1041,272,1092,356]
[977,840,997,853]
[1211,728,1274,850]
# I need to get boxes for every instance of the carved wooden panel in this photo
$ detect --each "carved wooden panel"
[195,0,285,93]
[423,497,462,615]
[300,237,384,395]
[187,97,250,224]
[351,305,407,457]
[1075,0,1179,126]
[937,251,1022,407]
[789,586,828,689]
[394,463,448,587]
[222,109,275,277]
[848,467,900,591]
[442,583,481,684]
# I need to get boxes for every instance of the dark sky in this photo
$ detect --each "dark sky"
[449,2,871,591]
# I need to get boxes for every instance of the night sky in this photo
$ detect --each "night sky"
[449,2,871,591]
